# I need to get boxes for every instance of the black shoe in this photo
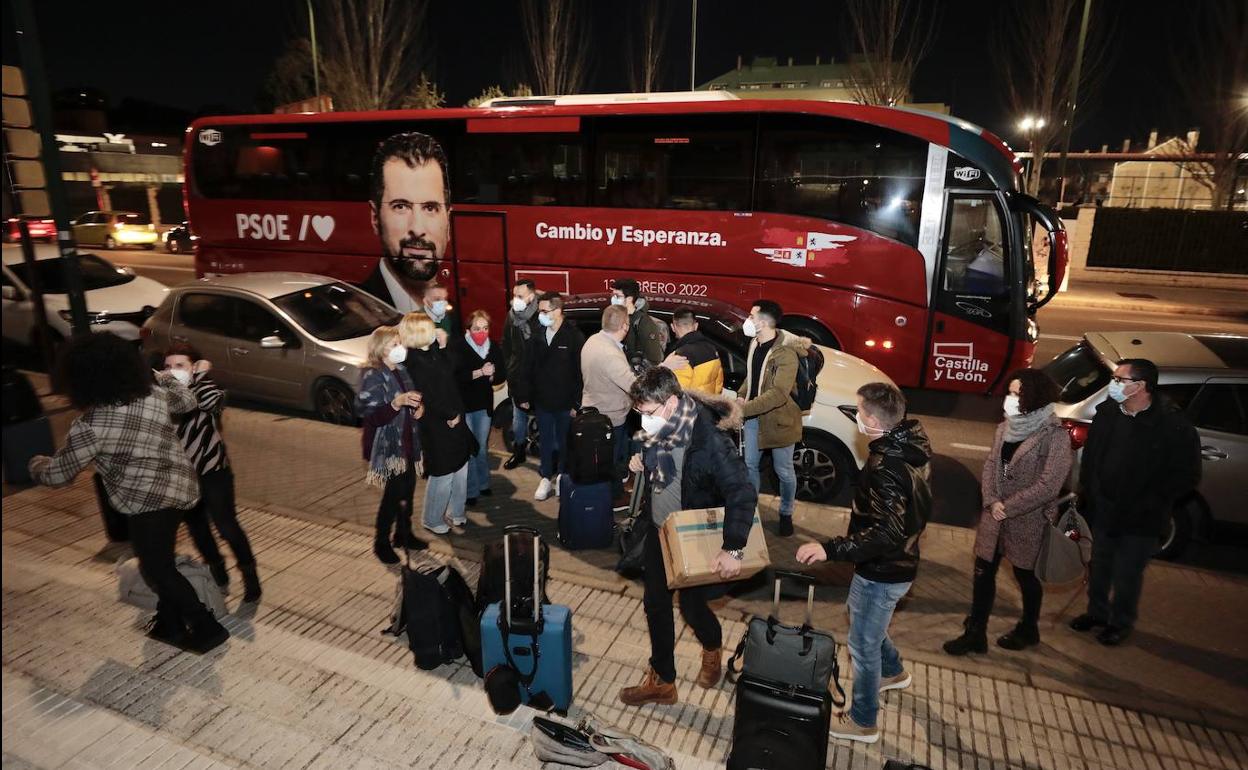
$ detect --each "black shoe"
[479,488,493,497]
[503,449,527,470]
[391,530,427,552]
[942,617,988,656]
[997,623,1040,651]
[145,613,188,648]
[1097,625,1130,646]
[374,539,400,565]
[207,559,229,591]
[184,612,229,655]
[239,563,262,604]
[1069,613,1106,633]
[776,517,794,537]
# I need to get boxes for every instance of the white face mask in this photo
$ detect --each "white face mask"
[1003,394,1022,418]
[641,410,667,436]
[428,300,448,319]
[169,368,192,386]
[856,412,885,437]
[538,312,554,327]
[742,318,758,338]
[511,297,528,313]
[387,345,407,365]
[610,295,626,307]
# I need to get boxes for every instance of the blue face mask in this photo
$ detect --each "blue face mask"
[428,300,448,319]
[1107,380,1139,403]
[538,312,554,327]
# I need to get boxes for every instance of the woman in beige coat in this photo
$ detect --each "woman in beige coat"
[944,369,1073,655]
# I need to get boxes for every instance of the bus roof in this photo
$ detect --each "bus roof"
[188,97,1023,192]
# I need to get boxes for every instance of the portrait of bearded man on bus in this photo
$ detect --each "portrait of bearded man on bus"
[358,131,451,312]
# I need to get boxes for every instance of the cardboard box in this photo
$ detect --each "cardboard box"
[659,507,770,589]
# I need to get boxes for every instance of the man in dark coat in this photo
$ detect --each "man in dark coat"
[1069,358,1200,646]
[502,278,540,469]
[522,292,585,501]
[797,381,932,745]
[618,367,758,707]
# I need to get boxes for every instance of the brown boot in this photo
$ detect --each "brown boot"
[696,647,723,688]
[618,666,678,706]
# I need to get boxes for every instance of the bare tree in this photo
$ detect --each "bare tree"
[996,0,1110,198]
[844,0,935,107]
[319,0,434,111]
[521,0,589,95]
[1167,2,1248,210]
[262,38,319,110]
[627,0,671,93]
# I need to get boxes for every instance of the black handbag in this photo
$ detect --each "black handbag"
[727,571,845,707]
[616,471,648,576]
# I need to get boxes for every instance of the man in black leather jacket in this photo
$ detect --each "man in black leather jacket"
[797,382,931,745]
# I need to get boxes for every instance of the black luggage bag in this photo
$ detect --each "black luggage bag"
[728,675,832,770]
[565,407,616,485]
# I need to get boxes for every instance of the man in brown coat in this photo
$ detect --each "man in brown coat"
[735,300,807,536]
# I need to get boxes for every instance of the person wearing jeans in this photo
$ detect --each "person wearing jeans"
[797,382,931,744]
[736,300,809,536]
[456,309,505,505]
[523,292,585,501]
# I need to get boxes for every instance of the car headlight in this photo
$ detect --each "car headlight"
[58,309,111,325]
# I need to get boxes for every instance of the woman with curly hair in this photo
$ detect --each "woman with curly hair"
[944,368,1074,656]
[29,332,229,654]
[356,325,427,564]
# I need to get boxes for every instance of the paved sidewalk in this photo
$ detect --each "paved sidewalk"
[1049,281,1248,320]
[5,479,1248,770]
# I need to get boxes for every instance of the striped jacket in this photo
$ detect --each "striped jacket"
[175,372,229,475]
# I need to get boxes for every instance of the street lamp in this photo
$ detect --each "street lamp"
[1018,116,1047,133]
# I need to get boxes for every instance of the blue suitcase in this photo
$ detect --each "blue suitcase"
[557,475,615,550]
[480,526,573,714]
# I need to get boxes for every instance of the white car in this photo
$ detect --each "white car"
[558,293,894,501]
[1,243,169,347]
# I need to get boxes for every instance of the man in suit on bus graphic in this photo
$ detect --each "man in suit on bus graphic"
[359,132,451,313]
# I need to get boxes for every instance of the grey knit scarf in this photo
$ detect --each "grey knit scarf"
[1003,403,1057,443]
[510,300,538,341]
[640,394,699,493]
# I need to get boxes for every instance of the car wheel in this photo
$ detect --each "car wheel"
[764,430,854,503]
[314,378,357,426]
[780,318,839,349]
[167,239,180,254]
[143,243,156,250]
[1155,497,1197,561]
[104,236,116,250]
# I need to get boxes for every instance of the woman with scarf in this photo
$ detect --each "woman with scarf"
[357,325,426,564]
[400,312,473,535]
[944,369,1073,655]
[456,309,506,506]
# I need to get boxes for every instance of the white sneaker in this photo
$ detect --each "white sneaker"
[423,523,450,535]
[535,478,554,501]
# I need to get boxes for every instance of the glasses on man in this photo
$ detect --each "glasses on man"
[635,405,663,417]
[1110,375,1140,384]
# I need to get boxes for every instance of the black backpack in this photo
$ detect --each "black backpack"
[566,407,616,485]
[792,345,824,415]
[388,564,468,671]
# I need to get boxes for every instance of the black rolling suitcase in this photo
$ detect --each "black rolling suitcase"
[727,571,845,770]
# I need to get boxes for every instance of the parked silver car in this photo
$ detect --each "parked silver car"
[141,273,399,423]
[1043,331,1248,558]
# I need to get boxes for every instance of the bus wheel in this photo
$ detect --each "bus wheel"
[780,318,839,349]
[314,378,357,426]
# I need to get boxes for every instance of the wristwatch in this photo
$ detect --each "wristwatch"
[725,548,745,561]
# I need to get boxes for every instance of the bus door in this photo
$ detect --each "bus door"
[923,192,1016,392]
[449,210,509,338]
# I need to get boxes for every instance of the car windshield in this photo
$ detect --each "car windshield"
[8,254,134,293]
[273,282,400,341]
[1043,340,1111,404]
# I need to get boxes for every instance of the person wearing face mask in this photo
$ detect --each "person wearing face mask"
[796,382,930,744]
[455,309,505,506]
[735,299,808,536]
[617,366,756,707]
[611,278,667,370]
[580,304,640,496]
[422,282,458,342]
[163,343,261,601]
[503,279,541,470]
[943,369,1072,657]
[357,326,427,563]
[1069,358,1200,647]
[400,312,474,535]
[523,292,586,501]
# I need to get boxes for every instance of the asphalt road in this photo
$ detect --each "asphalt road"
[31,248,1248,572]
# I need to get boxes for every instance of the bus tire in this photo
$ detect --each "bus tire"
[313,378,357,426]
[780,317,839,349]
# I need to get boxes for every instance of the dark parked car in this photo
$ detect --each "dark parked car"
[164,222,196,253]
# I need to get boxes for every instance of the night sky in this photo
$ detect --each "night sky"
[1,0,1211,151]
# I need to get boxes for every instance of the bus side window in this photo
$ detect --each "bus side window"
[592,115,753,212]
[943,197,1008,297]
[455,133,587,206]
[756,114,927,247]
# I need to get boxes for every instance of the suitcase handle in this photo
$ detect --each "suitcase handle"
[770,571,816,629]
[502,530,543,629]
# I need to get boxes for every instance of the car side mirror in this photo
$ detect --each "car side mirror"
[259,335,285,349]
[1,285,18,301]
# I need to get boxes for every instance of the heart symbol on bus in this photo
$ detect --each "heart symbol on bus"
[311,215,335,242]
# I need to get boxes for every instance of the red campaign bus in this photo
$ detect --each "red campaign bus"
[184,93,1067,392]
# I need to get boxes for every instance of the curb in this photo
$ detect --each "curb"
[1047,295,1248,320]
